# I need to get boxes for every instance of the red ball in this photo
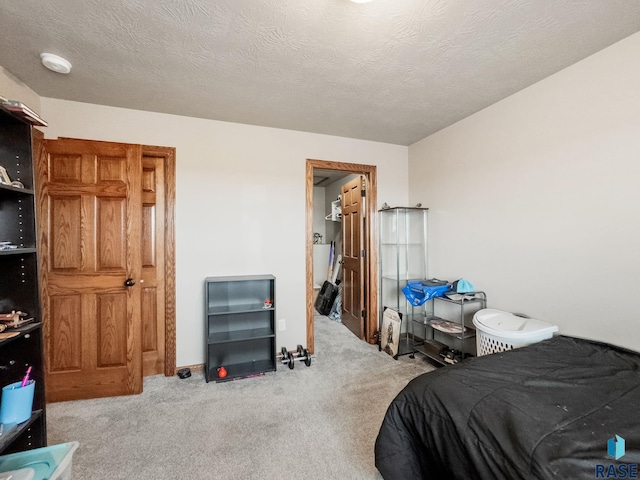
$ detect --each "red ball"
[217,366,227,378]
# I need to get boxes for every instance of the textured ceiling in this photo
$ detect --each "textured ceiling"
[1,1,639,145]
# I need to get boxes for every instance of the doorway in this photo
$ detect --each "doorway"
[305,159,378,353]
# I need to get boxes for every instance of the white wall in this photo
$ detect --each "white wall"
[409,32,640,351]
[312,186,327,244]
[0,66,41,115]
[39,98,409,366]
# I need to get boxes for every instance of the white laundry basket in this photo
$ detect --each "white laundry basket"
[473,309,558,356]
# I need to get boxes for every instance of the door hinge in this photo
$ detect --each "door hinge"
[361,188,366,197]
[362,310,366,318]
[361,249,366,258]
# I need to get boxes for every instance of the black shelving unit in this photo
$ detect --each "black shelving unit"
[0,107,46,454]
[0,324,46,454]
[205,275,276,382]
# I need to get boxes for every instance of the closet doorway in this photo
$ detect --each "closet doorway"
[305,159,378,353]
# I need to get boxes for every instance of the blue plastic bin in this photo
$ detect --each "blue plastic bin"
[0,442,79,480]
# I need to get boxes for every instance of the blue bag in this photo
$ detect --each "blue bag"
[402,279,451,306]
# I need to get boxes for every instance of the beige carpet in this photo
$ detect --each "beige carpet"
[47,315,435,479]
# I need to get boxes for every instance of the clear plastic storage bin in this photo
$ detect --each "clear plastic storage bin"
[473,308,558,356]
[0,468,34,480]
[0,442,79,480]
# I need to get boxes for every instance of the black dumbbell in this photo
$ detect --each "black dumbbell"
[277,346,313,369]
[297,345,312,367]
[277,347,295,370]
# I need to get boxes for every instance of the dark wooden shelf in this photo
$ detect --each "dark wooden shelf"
[0,184,34,195]
[205,275,276,382]
[0,248,37,256]
[0,103,47,453]
[0,410,43,453]
[207,359,275,382]
[207,303,274,315]
[0,322,41,347]
[208,327,275,344]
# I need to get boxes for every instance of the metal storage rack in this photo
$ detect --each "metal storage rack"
[412,292,487,366]
[378,207,428,357]
[205,275,276,382]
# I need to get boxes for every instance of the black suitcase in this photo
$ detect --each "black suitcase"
[315,281,339,315]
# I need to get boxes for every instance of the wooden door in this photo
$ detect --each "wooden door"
[38,138,143,402]
[341,175,367,339]
[141,153,165,376]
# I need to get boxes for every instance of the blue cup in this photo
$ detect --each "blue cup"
[0,380,35,425]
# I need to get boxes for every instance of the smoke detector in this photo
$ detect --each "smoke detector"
[40,53,72,74]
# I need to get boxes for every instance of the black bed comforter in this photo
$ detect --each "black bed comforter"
[375,336,640,479]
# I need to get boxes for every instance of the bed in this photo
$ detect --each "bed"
[375,335,640,479]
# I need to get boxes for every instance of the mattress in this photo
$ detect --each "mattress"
[375,335,640,479]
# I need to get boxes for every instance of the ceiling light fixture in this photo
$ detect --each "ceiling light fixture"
[40,53,72,74]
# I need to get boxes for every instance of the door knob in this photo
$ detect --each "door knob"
[124,278,136,287]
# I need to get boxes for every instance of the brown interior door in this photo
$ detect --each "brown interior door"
[38,138,143,402]
[141,153,165,376]
[341,175,366,339]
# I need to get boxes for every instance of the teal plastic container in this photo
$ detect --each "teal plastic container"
[0,380,35,425]
[0,442,79,480]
